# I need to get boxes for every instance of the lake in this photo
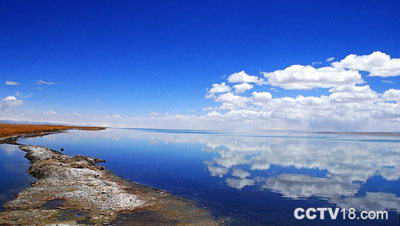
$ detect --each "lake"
[2,128,400,225]
[0,144,34,211]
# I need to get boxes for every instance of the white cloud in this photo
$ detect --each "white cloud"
[326,57,335,62]
[263,65,363,90]
[252,92,272,104]
[206,82,231,98]
[200,51,400,131]
[215,92,248,110]
[227,71,264,85]
[328,85,378,103]
[36,80,56,85]
[2,96,22,105]
[3,50,400,132]
[328,84,372,93]
[382,89,400,102]
[205,78,400,131]
[0,96,23,109]
[233,83,253,93]
[5,81,20,86]
[332,51,400,77]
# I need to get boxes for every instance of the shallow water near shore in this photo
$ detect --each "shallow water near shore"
[3,128,400,225]
[0,144,34,210]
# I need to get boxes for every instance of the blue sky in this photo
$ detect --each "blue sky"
[1,1,400,131]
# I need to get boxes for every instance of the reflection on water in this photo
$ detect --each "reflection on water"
[17,129,400,225]
[203,135,400,212]
[0,144,35,210]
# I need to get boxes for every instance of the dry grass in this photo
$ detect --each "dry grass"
[0,123,105,138]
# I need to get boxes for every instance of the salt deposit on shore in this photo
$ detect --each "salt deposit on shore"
[0,144,219,225]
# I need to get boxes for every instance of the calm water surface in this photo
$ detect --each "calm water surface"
[0,144,34,210]
[3,128,400,225]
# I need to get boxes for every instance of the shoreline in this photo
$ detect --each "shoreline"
[0,128,219,225]
[0,123,106,142]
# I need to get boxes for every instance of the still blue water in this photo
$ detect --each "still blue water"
[2,128,400,225]
[0,144,34,210]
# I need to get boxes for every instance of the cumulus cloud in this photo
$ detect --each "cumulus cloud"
[5,81,20,86]
[203,51,400,131]
[332,51,400,77]
[252,92,272,105]
[227,71,265,85]
[3,51,400,132]
[382,89,400,102]
[215,92,248,110]
[328,85,378,103]
[205,80,400,131]
[205,85,400,131]
[233,83,253,94]
[263,65,363,90]
[207,82,231,95]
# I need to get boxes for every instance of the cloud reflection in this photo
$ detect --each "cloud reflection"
[31,128,400,211]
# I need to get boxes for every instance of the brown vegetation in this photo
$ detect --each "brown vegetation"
[0,123,105,138]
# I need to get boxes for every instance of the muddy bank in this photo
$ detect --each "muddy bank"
[0,144,219,225]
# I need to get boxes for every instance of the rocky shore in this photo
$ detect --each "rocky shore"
[0,141,219,225]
